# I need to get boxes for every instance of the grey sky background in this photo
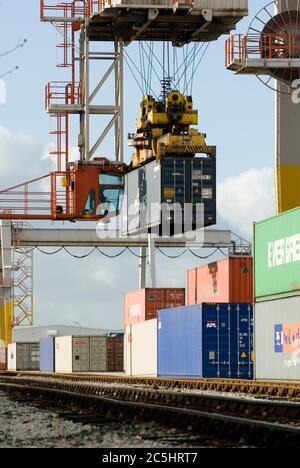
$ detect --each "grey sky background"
[0,1,275,330]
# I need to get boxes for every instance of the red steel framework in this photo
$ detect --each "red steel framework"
[225,33,300,68]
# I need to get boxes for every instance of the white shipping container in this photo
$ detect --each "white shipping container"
[125,320,157,377]
[255,297,300,381]
[55,336,73,373]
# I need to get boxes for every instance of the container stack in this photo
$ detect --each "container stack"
[124,288,185,376]
[187,256,253,305]
[254,208,300,381]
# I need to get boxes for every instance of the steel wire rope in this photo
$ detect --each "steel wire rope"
[184,43,211,95]
[124,49,158,99]
[13,248,35,255]
[124,55,145,96]
[96,247,128,258]
[0,38,27,58]
[127,248,149,259]
[0,66,19,80]
[157,247,188,259]
[188,248,220,259]
[36,247,64,255]
[140,42,158,95]
[174,43,201,89]
[63,247,97,258]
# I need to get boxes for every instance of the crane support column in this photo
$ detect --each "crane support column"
[275,0,300,213]
[0,221,13,346]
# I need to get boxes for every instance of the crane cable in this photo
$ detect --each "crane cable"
[31,245,230,260]
[0,38,27,59]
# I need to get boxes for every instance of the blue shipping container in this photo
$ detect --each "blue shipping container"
[157,304,253,379]
[40,338,55,372]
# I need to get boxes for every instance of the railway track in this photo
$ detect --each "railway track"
[0,373,300,447]
[2,371,300,399]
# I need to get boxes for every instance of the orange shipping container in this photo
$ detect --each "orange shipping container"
[124,288,185,327]
[187,257,253,305]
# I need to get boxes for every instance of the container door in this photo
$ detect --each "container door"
[30,344,40,371]
[115,336,124,372]
[72,338,90,372]
[90,337,107,372]
[106,337,116,372]
[231,304,254,380]
[17,343,30,371]
[202,304,232,378]
[0,348,6,370]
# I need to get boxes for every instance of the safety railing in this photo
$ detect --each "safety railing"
[45,81,81,109]
[40,1,112,20]
[225,33,300,68]
[40,0,188,21]
[0,173,74,220]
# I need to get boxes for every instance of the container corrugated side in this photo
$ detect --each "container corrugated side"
[157,303,253,379]
[40,338,55,372]
[90,337,107,372]
[255,297,300,380]
[254,207,300,301]
[124,288,185,327]
[187,257,253,305]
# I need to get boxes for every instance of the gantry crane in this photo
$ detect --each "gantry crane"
[0,0,248,345]
[225,0,300,214]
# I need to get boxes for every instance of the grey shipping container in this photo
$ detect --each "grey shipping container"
[90,337,107,372]
[55,336,108,373]
[11,343,40,371]
[72,337,90,372]
[122,156,216,236]
[255,296,300,380]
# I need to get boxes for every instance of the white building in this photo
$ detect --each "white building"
[13,324,122,343]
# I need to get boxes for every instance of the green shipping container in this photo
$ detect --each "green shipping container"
[254,207,300,301]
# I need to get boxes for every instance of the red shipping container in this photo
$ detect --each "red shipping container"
[0,348,6,370]
[187,257,253,305]
[124,288,185,327]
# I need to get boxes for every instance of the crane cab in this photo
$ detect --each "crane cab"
[57,158,127,222]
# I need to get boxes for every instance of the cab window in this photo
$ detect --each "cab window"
[84,189,96,214]
[99,173,124,217]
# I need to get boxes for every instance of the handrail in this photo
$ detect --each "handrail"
[225,33,300,68]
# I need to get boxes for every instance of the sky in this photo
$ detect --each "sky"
[0,0,276,330]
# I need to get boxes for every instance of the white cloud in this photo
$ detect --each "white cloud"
[217,167,276,238]
[92,267,117,287]
[0,126,49,185]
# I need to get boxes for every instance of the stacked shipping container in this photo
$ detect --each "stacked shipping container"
[254,207,300,380]
[124,288,185,376]
[124,288,185,326]
[187,257,253,305]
